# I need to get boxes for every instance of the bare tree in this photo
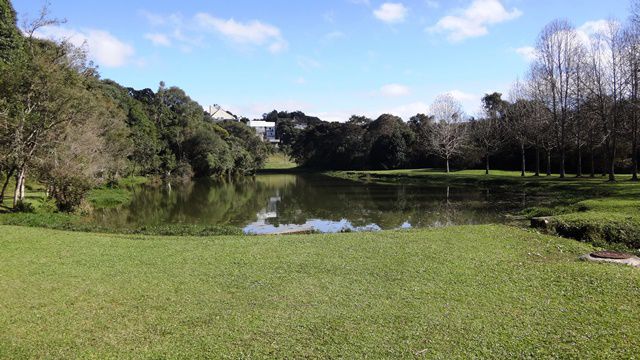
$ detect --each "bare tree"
[625,11,640,181]
[507,81,537,177]
[583,19,627,181]
[570,42,589,177]
[429,94,468,173]
[533,20,582,178]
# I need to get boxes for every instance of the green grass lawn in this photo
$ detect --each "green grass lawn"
[262,152,298,170]
[0,225,638,358]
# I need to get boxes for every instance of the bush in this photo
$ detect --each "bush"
[50,177,94,212]
[38,197,58,213]
[169,161,194,184]
[13,200,35,213]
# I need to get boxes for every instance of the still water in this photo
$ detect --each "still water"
[92,174,551,234]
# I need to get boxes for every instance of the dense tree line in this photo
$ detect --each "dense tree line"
[283,1,640,179]
[0,1,269,211]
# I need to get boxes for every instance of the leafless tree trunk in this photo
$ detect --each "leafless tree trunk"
[520,142,526,176]
[12,167,25,207]
[535,144,541,176]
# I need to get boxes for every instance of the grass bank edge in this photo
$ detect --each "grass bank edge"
[328,168,640,251]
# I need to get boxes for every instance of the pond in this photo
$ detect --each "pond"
[91,174,555,234]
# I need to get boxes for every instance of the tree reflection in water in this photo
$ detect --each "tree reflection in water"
[92,174,556,234]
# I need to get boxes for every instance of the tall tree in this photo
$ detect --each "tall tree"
[626,8,640,180]
[472,93,507,175]
[0,13,99,207]
[533,20,582,178]
[0,0,22,63]
[429,94,468,173]
[584,19,627,181]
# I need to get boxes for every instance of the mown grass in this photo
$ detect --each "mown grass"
[331,169,640,250]
[0,224,638,358]
[262,152,298,170]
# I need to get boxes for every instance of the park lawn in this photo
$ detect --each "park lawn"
[0,225,638,358]
[331,168,637,185]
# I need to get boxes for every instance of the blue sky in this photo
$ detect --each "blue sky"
[14,0,631,121]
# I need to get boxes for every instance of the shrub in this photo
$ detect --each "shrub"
[13,200,35,213]
[50,177,94,212]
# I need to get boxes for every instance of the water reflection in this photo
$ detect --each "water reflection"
[92,174,551,234]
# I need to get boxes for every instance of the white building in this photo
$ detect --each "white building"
[208,104,237,121]
[248,120,279,143]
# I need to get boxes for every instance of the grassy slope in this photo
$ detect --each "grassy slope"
[0,225,638,358]
[262,152,298,170]
[332,169,640,249]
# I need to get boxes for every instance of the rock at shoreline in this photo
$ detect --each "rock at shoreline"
[531,217,551,229]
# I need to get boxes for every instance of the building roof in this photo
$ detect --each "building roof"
[208,105,237,121]
[248,120,276,128]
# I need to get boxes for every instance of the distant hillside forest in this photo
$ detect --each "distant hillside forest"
[0,1,270,211]
[277,1,640,182]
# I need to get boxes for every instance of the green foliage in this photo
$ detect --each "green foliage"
[49,176,94,212]
[184,127,231,177]
[0,0,21,63]
[12,200,34,213]
[0,8,271,212]
[290,114,418,170]
[87,187,132,208]
[370,132,408,169]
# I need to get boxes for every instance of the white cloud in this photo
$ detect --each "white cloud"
[323,11,336,23]
[447,90,481,114]
[428,0,522,42]
[380,83,411,97]
[374,3,408,24]
[578,19,611,37]
[515,46,537,62]
[297,56,321,70]
[383,101,429,120]
[576,19,619,45]
[514,19,616,64]
[35,26,135,67]
[144,33,171,47]
[425,1,440,9]
[324,31,345,41]
[195,13,287,53]
[295,77,306,85]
